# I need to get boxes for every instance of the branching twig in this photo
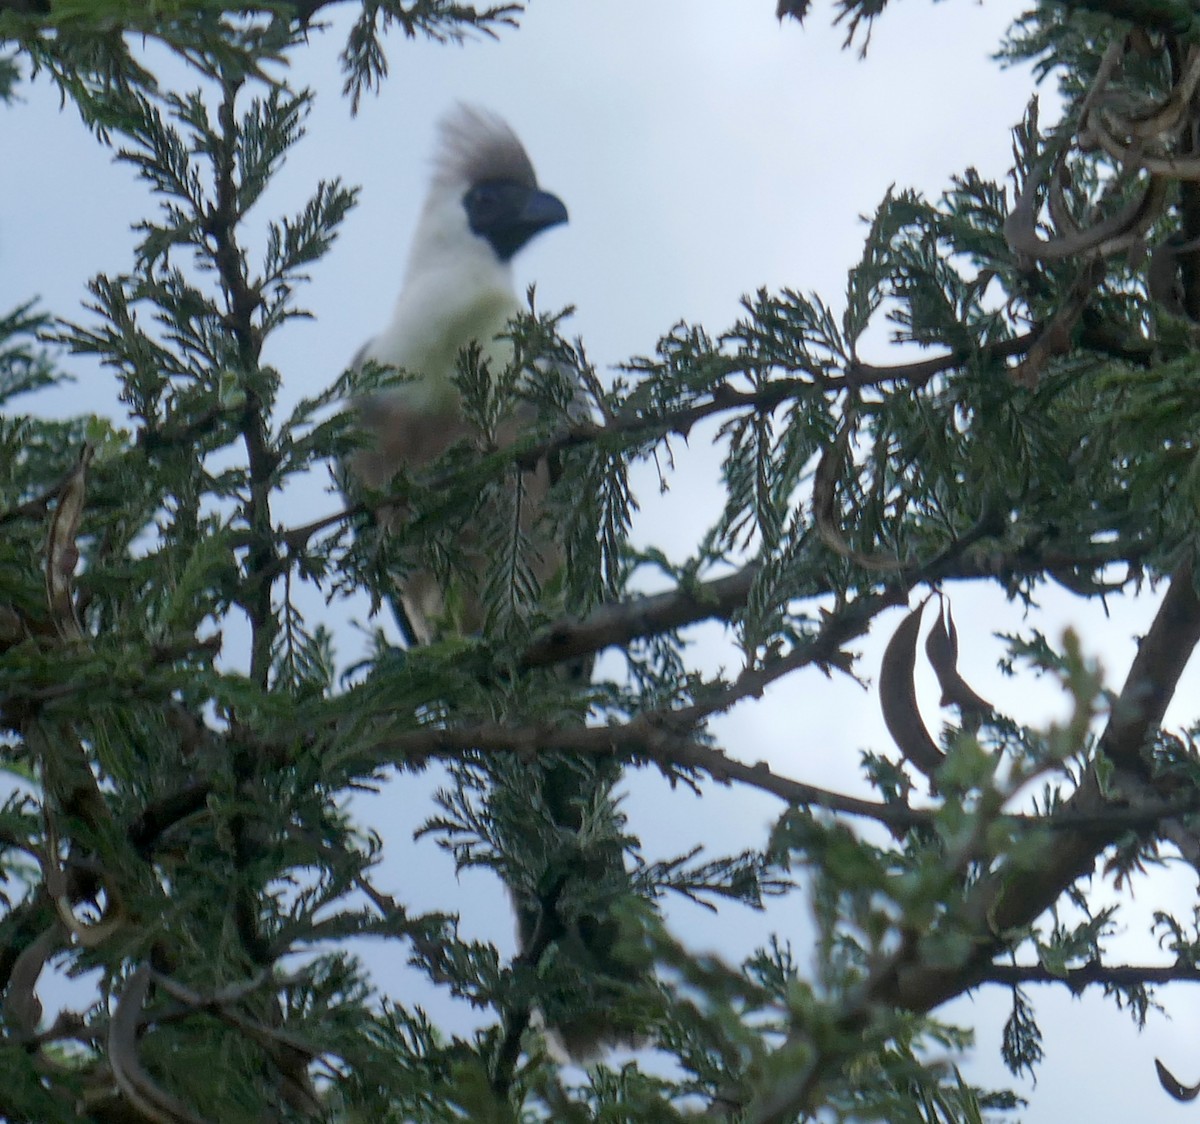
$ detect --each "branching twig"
[206,76,277,690]
[276,332,1041,561]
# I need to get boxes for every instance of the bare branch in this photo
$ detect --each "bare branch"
[982,961,1200,989]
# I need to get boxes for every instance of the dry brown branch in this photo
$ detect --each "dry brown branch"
[981,961,1200,987]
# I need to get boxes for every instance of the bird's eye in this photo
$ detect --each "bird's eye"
[465,182,505,224]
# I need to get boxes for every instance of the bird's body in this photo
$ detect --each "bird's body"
[349,275,519,643]
[343,100,652,1055]
[349,105,568,644]
[346,106,649,1060]
[360,159,522,408]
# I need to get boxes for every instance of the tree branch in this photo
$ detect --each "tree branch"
[519,537,1146,672]
[982,961,1200,989]
[370,718,929,831]
[731,559,1200,1122]
[880,559,1200,1014]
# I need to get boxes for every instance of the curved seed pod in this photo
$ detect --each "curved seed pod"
[45,443,93,640]
[1005,41,1171,264]
[1156,1058,1200,1102]
[1089,112,1200,178]
[879,597,944,779]
[924,595,993,730]
[1005,151,1168,262]
[813,411,906,573]
[2,920,61,1035]
[1110,44,1200,141]
[109,965,211,1124]
[39,803,124,949]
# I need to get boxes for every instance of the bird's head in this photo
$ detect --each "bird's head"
[411,105,568,272]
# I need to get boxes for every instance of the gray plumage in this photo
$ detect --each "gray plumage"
[432,104,538,191]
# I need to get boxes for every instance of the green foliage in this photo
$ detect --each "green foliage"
[1,300,53,386]
[1001,986,1044,1080]
[0,50,17,100]
[5,0,1200,1121]
[339,0,523,112]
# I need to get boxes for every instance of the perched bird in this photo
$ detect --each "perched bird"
[349,104,571,644]
[346,105,649,1060]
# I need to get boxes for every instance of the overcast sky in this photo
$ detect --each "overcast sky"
[4,1,1200,1118]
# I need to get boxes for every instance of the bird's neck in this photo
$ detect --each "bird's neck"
[369,267,519,406]
[404,191,512,284]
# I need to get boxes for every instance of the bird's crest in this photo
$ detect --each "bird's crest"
[433,104,538,190]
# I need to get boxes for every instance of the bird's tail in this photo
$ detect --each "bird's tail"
[487,740,654,1060]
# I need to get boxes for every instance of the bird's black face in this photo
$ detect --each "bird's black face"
[463,179,569,262]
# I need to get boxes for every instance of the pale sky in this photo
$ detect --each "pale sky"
[4,2,1200,1118]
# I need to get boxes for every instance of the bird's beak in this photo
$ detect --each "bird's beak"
[519,188,569,234]
[466,182,570,260]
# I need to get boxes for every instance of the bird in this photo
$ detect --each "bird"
[348,104,571,645]
[345,105,650,1062]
